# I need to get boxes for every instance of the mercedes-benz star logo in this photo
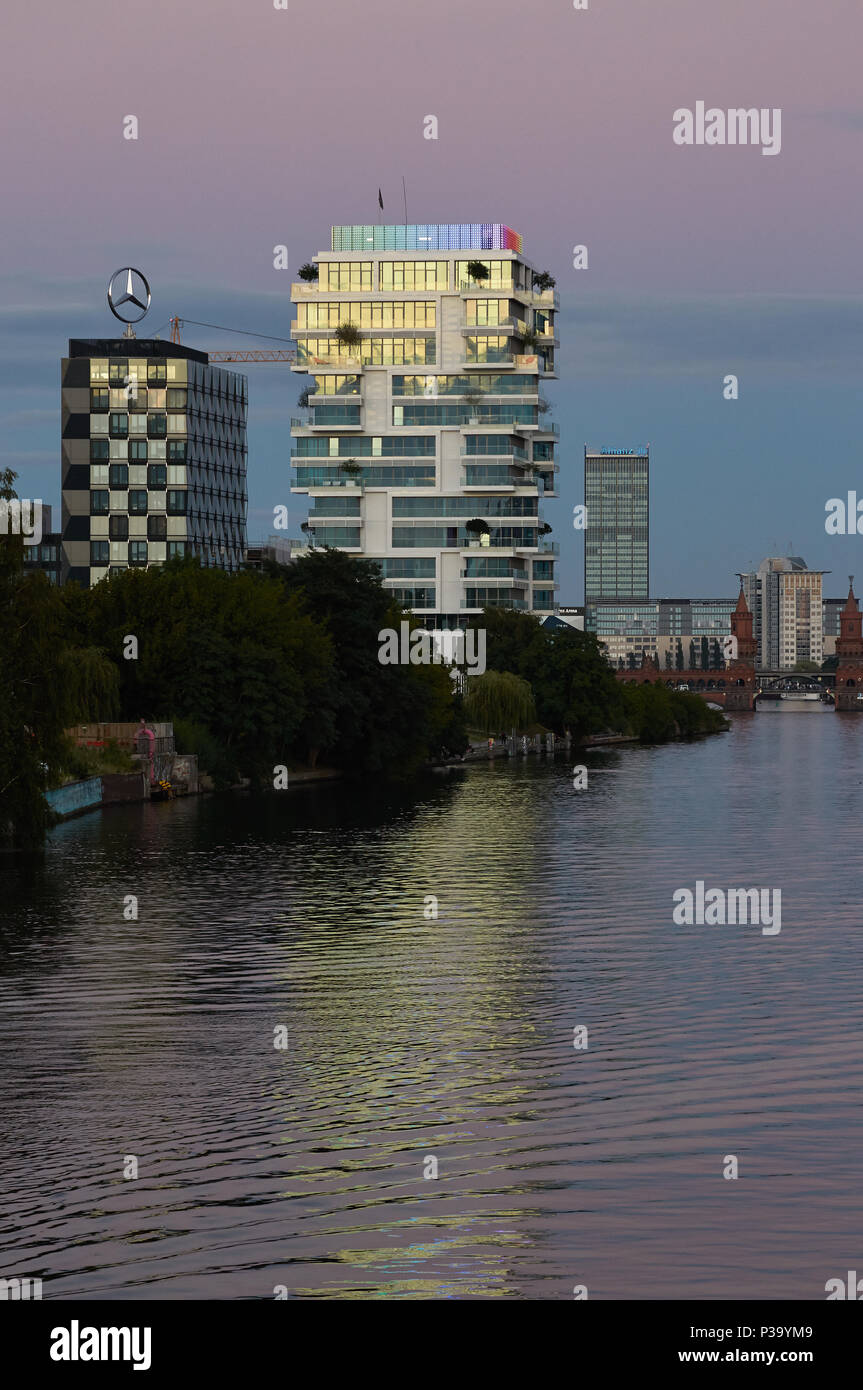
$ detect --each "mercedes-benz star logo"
[107,267,151,324]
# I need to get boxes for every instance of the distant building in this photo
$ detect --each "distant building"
[739,557,826,668]
[584,446,649,628]
[588,596,735,668]
[61,338,248,587]
[822,597,845,657]
[22,504,61,584]
[244,535,292,570]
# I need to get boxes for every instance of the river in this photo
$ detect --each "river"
[1,706,861,1300]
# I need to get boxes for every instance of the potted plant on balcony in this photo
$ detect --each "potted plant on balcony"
[339,457,363,486]
[465,259,490,290]
[463,388,485,424]
[297,263,319,282]
[334,322,362,362]
[532,271,556,294]
[537,522,553,549]
[465,517,490,548]
[300,520,317,548]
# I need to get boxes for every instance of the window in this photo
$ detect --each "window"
[147,463,167,489]
[129,413,147,434]
[129,440,148,462]
[109,463,129,489]
[109,412,128,438]
[167,541,187,560]
[167,440,186,462]
[128,490,148,515]
[90,490,109,515]
[148,413,167,438]
[167,490,187,515]
[147,360,167,383]
[90,439,110,462]
[166,388,187,408]
[90,389,109,412]
[379,261,448,291]
[320,261,373,291]
[90,540,109,566]
[147,514,167,540]
[109,515,129,540]
[108,359,129,386]
[128,540,148,566]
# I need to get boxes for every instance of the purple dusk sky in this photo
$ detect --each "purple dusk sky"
[2,0,863,598]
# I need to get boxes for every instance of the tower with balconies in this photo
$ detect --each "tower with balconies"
[290,224,559,626]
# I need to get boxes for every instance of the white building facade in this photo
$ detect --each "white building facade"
[290,224,559,626]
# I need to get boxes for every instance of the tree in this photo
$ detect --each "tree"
[465,259,490,288]
[338,457,363,480]
[334,322,362,358]
[297,263,319,282]
[0,470,118,845]
[464,518,490,538]
[464,670,535,733]
[532,271,556,293]
[279,548,463,777]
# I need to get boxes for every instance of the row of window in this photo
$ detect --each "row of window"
[294,435,435,457]
[392,403,537,426]
[392,373,537,398]
[297,337,435,365]
[91,388,187,411]
[90,489,187,515]
[90,439,187,462]
[295,467,434,488]
[316,260,522,292]
[392,497,539,517]
[90,540,188,565]
[297,302,436,329]
[91,413,184,438]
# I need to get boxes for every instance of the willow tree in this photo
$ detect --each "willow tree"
[463,669,535,733]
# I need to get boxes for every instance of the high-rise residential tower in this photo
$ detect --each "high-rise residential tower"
[290,224,559,624]
[738,556,826,668]
[61,338,248,587]
[584,447,649,630]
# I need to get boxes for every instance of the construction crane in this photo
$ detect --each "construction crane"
[169,316,298,365]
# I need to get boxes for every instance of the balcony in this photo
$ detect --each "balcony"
[461,471,521,490]
[293,350,364,370]
[458,281,514,295]
[532,289,560,308]
[291,282,320,297]
[309,404,362,428]
[461,353,515,368]
[460,568,529,585]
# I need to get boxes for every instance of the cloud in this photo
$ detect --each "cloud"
[564,291,863,376]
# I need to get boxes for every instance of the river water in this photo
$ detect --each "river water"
[1,706,862,1300]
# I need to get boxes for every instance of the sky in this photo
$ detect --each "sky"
[2,0,863,600]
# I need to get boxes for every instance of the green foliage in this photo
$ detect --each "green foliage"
[297,263,319,282]
[465,259,490,284]
[464,670,535,733]
[620,683,726,742]
[58,738,136,784]
[279,548,464,777]
[75,558,337,789]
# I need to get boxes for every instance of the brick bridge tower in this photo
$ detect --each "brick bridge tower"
[724,586,757,711]
[834,577,863,710]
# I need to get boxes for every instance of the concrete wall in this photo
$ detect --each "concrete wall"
[45,777,102,818]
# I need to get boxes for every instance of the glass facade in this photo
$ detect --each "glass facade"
[584,449,649,602]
